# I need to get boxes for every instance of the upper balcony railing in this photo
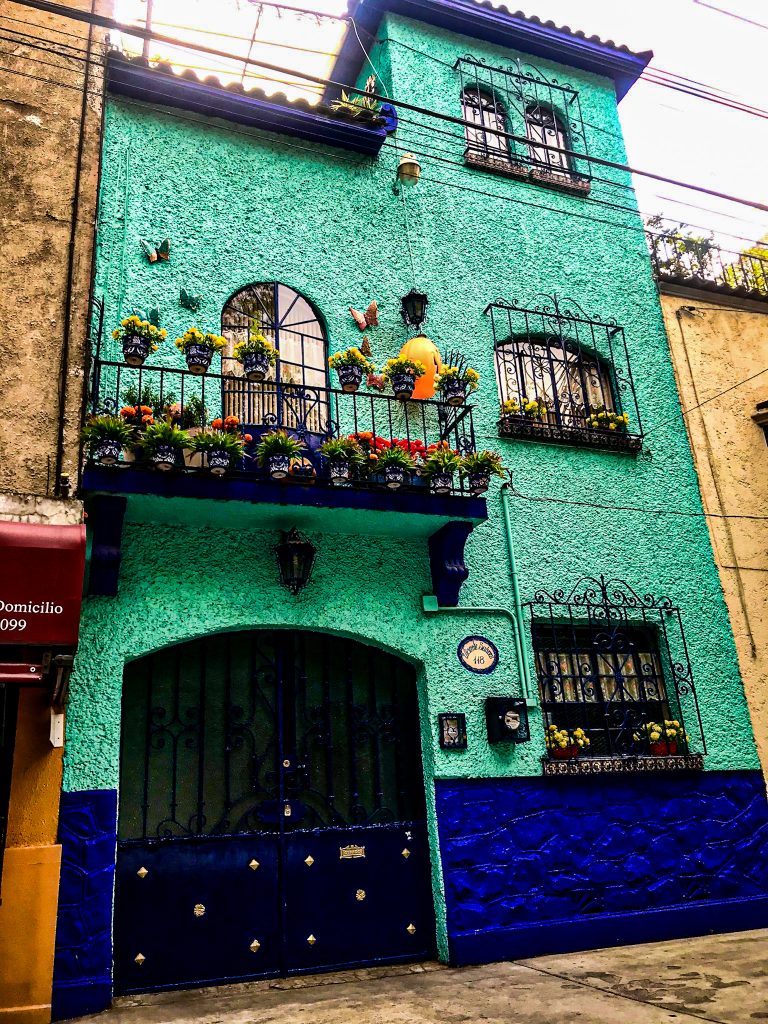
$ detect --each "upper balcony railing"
[648,233,768,302]
[85,356,481,502]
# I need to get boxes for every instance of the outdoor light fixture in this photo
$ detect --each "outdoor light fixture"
[275,528,316,595]
[400,288,429,330]
[396,153,421,187]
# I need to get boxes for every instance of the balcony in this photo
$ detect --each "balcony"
[82,358,487,601]
[648,233,768,303]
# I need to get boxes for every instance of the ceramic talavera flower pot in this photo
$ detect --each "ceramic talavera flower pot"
[152,445,177,471]
[267,454,291,479]
[207,449,231,476]
[122,335,150,367]
[429,472,453,495]
[440,379,466,407]
[185,343,214,375]
[337,364,363,393]
[467,471,490,495]
[93,439,122,465]
[383,465,406,490]
[391,373,415,402]
[328,459,351,485]
[243,351,270,382]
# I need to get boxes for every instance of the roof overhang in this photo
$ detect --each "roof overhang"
[330,0,652,101]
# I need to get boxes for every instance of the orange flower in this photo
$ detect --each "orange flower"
[211,418,223,429]
[244,433,253,443]
[119,406,136,418]
[224,415,239,428]
[139,406,153,415]
[141,415,154,425]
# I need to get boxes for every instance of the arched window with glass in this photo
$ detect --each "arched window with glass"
[461,87,510,161]
[221,282,329,438]
[525,104,570,176]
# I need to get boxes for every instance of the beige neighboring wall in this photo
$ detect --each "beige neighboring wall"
[660,288,768,779]
[0,0,110,508]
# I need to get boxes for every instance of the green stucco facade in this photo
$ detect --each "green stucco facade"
[59,10,763,989]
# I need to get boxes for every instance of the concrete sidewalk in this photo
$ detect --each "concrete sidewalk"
[75,929,768,1024]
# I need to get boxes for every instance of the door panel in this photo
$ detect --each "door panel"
[115,631,434,994]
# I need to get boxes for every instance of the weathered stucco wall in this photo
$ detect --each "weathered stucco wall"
[660,289,768,781]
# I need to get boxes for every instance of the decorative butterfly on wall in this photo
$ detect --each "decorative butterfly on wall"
[179,287,203,312]
[139,237,170,263]
[130,306,160,327]
[349,301,378,330]
[360,336,373,357]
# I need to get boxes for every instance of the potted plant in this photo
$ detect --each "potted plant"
[175,327,227,375]
[382,356,426,402]
[460,450,506,495]
[635,720,689,755]
[376,445,416,490]
[233,331,278,382]
[137,422,189,471]
[81,414,135,465]
[328,347,376,393]
[187,428,250,476]
[587,408,630,432]
[546,725,591,758]
[502,397,548,421]
[112,315,167,367]
[421,446,462,494]
[435,365,480,407]
[255,429,305,479]
[319,436,364,485]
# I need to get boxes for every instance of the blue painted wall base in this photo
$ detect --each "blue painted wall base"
[52,790,118,1021]
[435,771,768,965]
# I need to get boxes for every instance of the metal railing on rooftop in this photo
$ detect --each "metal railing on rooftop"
[648,233,768,301]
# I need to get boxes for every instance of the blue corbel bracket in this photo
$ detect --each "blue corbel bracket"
[428,521,473,607]
[86,495,127,597]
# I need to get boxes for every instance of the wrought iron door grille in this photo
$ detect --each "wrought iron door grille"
[486,294,643,451]
[456,55,591,189]
[528,576,705,761]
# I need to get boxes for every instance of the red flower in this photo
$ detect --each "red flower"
[244,434,253,443]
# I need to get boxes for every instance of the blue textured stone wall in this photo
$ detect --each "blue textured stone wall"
[51,790,117,1021]
[436,772,768,962]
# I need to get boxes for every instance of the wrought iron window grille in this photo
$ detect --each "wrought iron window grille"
[528,575,706,769]
[456,55,591,194]
[486,293,643,452]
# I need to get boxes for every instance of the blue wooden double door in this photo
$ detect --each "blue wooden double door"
[114,630,435,993]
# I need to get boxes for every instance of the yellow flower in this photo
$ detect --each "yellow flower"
[650,732,661,742]
[112,329,121,339]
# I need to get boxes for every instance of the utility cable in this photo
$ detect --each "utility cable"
[8,0,768,216]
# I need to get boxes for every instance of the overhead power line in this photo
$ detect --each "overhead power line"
[693,0,768,31]
[8,0,768,217]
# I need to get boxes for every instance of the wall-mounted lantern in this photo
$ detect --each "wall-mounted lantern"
[396,153,422,188]
[400,288,429,331]
[485,698,530,744]
[275,528,316,595]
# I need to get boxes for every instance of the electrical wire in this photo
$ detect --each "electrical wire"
[693,0,768,31]
[8,0,768,217]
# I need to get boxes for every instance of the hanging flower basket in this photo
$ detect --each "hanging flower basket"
[440,378,467,406]
[93,438,123,466]
[242,350,270,382]
[175,328,226,376]
[207,448,231,476]
[152,444,177,472]
[122,335,151,368]
[391,373,416,401]
[185,343,214,375]
[467,471,490,495]
[337,364,363,393]
[435,365,479,407]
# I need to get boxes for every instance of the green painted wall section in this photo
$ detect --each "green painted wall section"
[71,13,758,808]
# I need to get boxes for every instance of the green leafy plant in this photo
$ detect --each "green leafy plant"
[330,89,382,119]
[186,429,246,458]
[382,356,426,383]
[435,365,480,393]
[121,383,177,418]
[328,347,376,373]
[137,421,189,456]
[80,414,135,447]
[179,395,208,429]
[233,331,278,364]
[174,326,227,353]
[319,437,364,463]
[421,447,462,476]
[460,450,506,478]
[255,429,305,464]
[112,314,167,349]
[376,446,416,470]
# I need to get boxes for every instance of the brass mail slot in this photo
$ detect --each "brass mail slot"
[339,844,365,860]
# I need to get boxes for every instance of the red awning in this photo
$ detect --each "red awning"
[0,522,86,648]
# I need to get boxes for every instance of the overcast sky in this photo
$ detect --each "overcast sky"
[116,0,768,251]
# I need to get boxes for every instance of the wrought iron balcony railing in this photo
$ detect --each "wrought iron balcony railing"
[648,233,768,302]
[86,357,479,497]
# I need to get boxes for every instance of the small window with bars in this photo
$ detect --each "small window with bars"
[456,55,591,194]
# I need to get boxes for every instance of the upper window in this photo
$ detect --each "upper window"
[455,56,590,194]
[461,87,509,160]
[221,282,328,434]
[525,104,570,176]
[485,294,643,451]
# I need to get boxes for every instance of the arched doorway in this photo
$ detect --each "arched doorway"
[114,631,435,993]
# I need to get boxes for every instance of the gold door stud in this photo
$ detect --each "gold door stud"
[355,889,366,901]
[193,904,206,917]
[250,939,261,953]
[136,866,149,879]
[406,923,416,935]
[304,855,314,867]
[134,953,146,966]
[249,859,260,871]
[401,849,411,859]
[307,934,317,946]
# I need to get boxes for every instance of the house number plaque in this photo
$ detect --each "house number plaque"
[340,845,365,859]
[457,636,499,674]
